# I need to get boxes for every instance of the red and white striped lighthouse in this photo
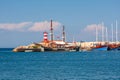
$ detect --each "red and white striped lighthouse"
[43,32,48,41]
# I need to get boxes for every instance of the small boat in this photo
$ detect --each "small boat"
[13,48,41,52]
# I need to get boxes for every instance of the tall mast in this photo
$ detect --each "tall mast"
[111,23,113,42]
[102,22,104,42]
[62,25,65,42]
[116,20,118,42]
[50,19,54,41]
[96,25,98,42]
[106,27,108,42]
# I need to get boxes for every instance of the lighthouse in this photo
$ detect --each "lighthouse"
[43,32,48,42]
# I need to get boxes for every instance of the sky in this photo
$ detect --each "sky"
[0,0,120,48]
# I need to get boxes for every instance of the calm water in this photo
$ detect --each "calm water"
[0,49,120,80]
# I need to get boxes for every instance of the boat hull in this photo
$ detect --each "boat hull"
[92,46,108,51]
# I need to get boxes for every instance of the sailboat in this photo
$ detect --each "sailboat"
[108,20,120,51]
[91,23,108,51]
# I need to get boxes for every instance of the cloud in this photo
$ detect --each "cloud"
[0,21,61,32]
[84,23,105,32]
[0,22,32,31]
[28,21,61,32]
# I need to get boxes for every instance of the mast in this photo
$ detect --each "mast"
[106,27,108,42]
[102,22,104,42]
[62,25,65,42]
[116,20,118,42]
[111,23,113,42]
[50,19,53,41]
[72,36,75,43]
[96,25,98,42]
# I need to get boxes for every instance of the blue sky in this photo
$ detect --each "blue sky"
[0,0,120,48]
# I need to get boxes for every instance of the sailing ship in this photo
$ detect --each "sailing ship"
[91,22,108,51]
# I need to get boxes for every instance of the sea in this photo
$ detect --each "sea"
[0,48,120,80]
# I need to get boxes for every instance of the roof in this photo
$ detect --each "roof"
[53,40,66,45]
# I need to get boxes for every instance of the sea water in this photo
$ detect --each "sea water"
[0,49,120,80]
